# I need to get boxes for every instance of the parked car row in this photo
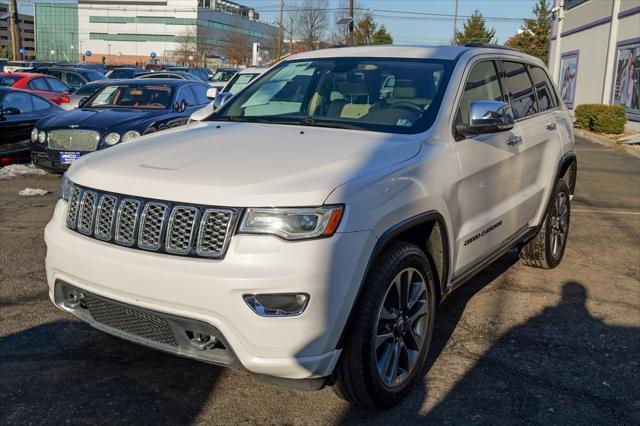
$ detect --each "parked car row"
[1,64,259,171]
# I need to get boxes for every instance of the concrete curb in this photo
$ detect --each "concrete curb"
[574,128,640,159]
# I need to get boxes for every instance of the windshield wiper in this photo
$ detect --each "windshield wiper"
[299,117,368,130]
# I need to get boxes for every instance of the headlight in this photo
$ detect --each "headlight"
[59,175,73,202]
[38,130,47,144]
[31,128,39,142]
[103,132,120,145]
[239,206,344,240]
[122,130,141,142]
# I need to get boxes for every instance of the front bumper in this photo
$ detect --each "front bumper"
[31,146,95,173]
[45,201,374,379]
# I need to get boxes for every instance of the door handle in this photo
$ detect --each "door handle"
[545,122,557,130]
[507,135,523,146]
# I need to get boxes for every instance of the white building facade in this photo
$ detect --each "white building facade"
[76,0,276,66]
[548,0,640,131]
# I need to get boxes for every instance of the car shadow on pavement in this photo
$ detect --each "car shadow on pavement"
[340,277,640,424]
[0,320,221,424]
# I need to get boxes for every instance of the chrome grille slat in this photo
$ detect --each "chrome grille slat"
[166,206,199,254]
[65,184,236,258]
[77,191,98,235]
[196,209,234,257]
[114,198,141,246]
[48,129,100,151]
[138,202,169,251]
[95,195,118,241]
[66,186,83,228]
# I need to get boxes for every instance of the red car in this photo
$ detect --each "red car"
[0,72,72,109]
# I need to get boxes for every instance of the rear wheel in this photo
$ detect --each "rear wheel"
[333,241,436,409]
[520,179,571,269]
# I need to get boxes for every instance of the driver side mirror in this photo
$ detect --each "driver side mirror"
[174,100,189,112]
[213,92,233,110]
[78,97,89,108]
[0,107,21,116]
[206,87,219,100]
[455,100,515,138]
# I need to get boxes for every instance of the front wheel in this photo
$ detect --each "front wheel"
[333,241,436,409]
[520,179,571,269]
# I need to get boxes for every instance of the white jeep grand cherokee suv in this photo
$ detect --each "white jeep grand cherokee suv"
[45,44,576,409]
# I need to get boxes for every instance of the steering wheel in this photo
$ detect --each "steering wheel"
[388,102,424,115]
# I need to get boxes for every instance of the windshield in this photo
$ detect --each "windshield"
[212,58,453,133]
[225,72,261,95]
[85,84,173,109]
[213,70,237,82]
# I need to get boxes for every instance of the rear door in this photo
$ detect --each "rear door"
[452,58,527,274]
[501,61,564,225]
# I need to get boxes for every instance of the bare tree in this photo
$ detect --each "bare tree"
[293,0,329,51]
[328,0,364,46]
[175,26,212,66]
[223,31,252,66]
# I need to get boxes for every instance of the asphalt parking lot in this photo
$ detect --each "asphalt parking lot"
[0,136,638,425]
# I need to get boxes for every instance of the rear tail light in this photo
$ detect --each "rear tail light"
[61,96,70,104]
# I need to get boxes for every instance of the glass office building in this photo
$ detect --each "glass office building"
[34,3,79,62]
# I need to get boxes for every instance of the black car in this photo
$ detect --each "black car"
[105,67,146,79]
[135,71,203,82]
[0,87,63,146]
[29,67,107,91]
[31,79,213,172]
[164,67,210,82]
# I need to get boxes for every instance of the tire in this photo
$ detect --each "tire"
[333,241,436,409]
[520,179,571,269]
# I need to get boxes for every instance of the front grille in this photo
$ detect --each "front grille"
[83,293,178,346]
[65,184,238,259]
[48,129,100,151]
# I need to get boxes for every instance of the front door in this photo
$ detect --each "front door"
[452,59,527,274]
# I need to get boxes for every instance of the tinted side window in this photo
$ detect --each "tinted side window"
[32,95,53,111]
[46,78,69,92]
[2,92,34,112]
[502,61,537,119]
[190,85,209,104]
[529,65,557,111]
[65,72,85,89]
[456,60,503,126]
[28,78,49,91]
[176,86,196,106]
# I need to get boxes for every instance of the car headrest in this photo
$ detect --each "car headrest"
[336,81,369,97]
[393,80,417,98]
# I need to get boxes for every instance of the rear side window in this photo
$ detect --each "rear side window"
[28,78,49,91]
[65,72,85,89]
[529,65,558,111]
[456,60,503,126]
[190,85,209,104]
[32,95,53,111]
[46,78,69,92]
[502,61,537,119]
[176,86,197,106]
[2,92,34,113]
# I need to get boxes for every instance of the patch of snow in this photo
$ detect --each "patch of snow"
[19,188,50,196]
[0,164,49,180]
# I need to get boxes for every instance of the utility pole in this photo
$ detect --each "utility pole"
[452,0,459,44]
[348,0,354,46]
[276,0,284,61]
[8,0,22,60]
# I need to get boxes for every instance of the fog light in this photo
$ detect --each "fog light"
[243,293,309,317]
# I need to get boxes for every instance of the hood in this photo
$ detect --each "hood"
[68,121,421,207]
[37,108,163,132]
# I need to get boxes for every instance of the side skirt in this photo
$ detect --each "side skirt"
[443,225,537,299]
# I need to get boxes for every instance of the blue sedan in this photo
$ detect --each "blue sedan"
[30,79,213,172]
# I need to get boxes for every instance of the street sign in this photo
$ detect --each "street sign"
[85,50,92,57]
[220,55,227,62]
[19,48,25,55]
[150,52,157,59]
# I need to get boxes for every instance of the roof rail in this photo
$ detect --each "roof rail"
[464,42,521,52]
